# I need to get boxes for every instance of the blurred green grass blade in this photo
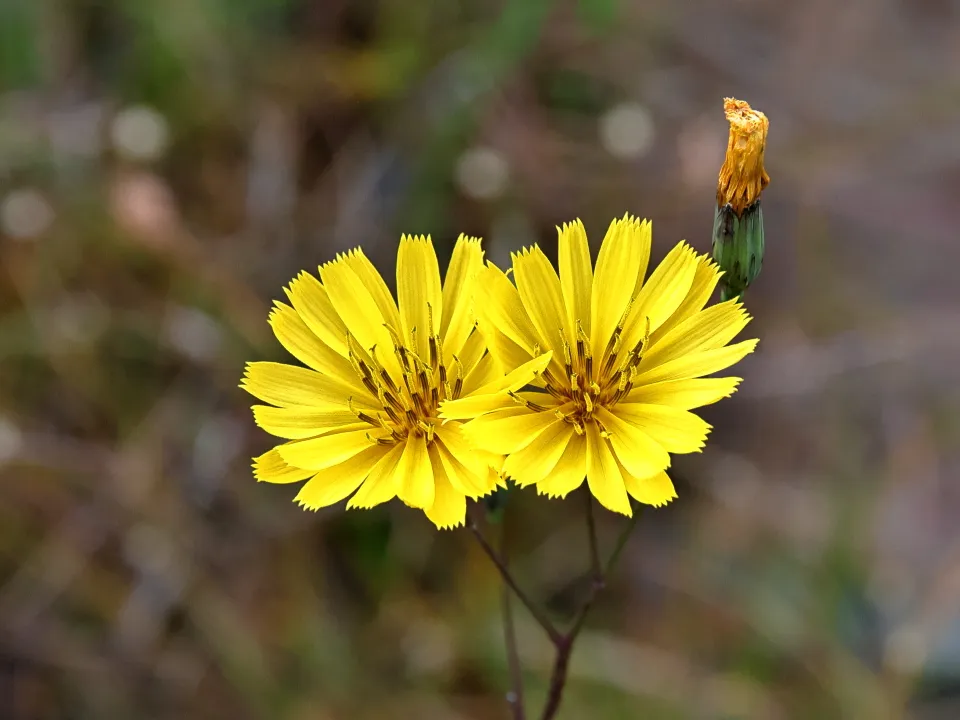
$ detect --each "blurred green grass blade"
[577,0,620,33]
[0,0,41,90]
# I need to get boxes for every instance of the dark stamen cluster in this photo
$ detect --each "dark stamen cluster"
[512,309,649,434]
[345,303,464,445]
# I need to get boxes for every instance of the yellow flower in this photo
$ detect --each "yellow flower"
[241,235,551,529]
[441,215,757,516]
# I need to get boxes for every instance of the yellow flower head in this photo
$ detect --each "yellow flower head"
[441,215,757,516]
[717,97,770,215]
[241,235,551,529]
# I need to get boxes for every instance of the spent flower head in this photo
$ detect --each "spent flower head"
[242,235,550,529]
[713,97,770,301]
[442,215,757,515]
[716,97,770,214]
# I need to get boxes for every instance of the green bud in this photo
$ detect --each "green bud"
[713,200,764,302]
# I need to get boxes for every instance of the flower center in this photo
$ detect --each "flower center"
[516,315,648,435]
[345,306,464,445]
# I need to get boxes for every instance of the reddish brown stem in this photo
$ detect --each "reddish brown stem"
[471,497,641,720]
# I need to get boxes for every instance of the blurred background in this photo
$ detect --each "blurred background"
[2,0,960,717]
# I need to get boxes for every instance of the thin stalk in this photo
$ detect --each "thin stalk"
[471,499,643,720]
[539,500,641,720]
[500,519,526,719]
[469,520,563,646]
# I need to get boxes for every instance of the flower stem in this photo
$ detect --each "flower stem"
[539,499,641,720]
[469,519,563,646]
[470,499,642,720]
[500,517,526,719]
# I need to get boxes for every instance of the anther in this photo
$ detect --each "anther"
[380,369,401,397]
[379,385,406,414]
[382,398,403,425]
[576,320,589,369]
[508,390,548,412]
[561,337,574,382]
[451,355,465,399]
[427,304,438,368]
[361,377,380,398]
[411,392,428,416]
[541,367,566,392]
[415,369,429,398]
[349,396,381,427]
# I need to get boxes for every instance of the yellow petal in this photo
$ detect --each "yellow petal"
[591,215,650,357]
[438,392,516,421]
[424,445,467,529]
[395,434,434,509]
[439,352,553,420]
[503,418,574,487]
[318,254,389,352]
[622,242,699,350]
[512,245,567,354]
[613,403,712,454]
[285,271,349,355]
[475,262,543,355]
[343,248,402,330]
[594,406,670,480]
[468,350,553,397]
[558,219,593,338]
[477,319,534,374]
[241,362,351,408]
[626,377,742,409]
[649,254,722,343]
[397,235,442,359]
[585,423,632,516]
[536,433,587,498]
[455,329,487,378]
[441,235,484,358]
[462,408,558,454]
[434,424,491,479]
[294,445,388,509]
[348,442,406,509]
[622,468,677,507]
[640,299,750,370]
[253,448,314,484]
[252,405,368,440]
[461,352,500,397]
[268,302,372,394]
[633,338,758,385]
[278,427,381,470]
[434,434,494,498]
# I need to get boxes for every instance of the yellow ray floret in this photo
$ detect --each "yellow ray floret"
[443,215,757,516]
[241,235,548,529]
